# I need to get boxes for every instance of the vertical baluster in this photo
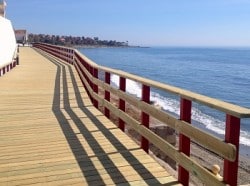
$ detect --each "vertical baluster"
[178,98,192,186]
[58,47,63,59]
[82,59,89,97]
[119,77,126,131]
[67,49,69,63]
[89,65,94,104]
[66,49,68,62]
[66,49,68,63]
[58,47,60,59]
[60,47,62,60]
[141,84,150,153]
[93,67,98,108]
[105,72,111,118]
[83,59,87,82]
[71,50,74,64]
[223,114,240,186]
[69,50,71,64]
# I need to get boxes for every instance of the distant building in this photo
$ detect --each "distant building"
[0,0,7,17]
[15,30,28,44]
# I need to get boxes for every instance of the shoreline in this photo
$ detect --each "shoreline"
[73,45,149,49]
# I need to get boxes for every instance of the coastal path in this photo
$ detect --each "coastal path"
[0,47,180,185]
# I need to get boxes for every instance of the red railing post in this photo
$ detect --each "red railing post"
[71,50,74,64]
[88,65,94,104]
[86,63,91,87]
[66,49,68,63]
[223,114,240,186]
[58,47,61,59]
[178,98,192,186]
[105,72,111,118]
[141,84,150,153]
[83,61,91,101]
[93,67,98,108]
[119,77,126,131]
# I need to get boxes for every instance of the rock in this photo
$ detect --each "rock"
[149,124,176,170]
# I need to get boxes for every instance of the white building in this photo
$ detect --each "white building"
[15,30,28,44]
[0,0,18,71]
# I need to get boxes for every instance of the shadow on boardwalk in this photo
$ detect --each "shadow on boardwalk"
[35,49,178,185]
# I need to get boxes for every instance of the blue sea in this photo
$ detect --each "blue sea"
[79,47,250,155]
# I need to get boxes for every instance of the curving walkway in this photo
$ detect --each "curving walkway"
[0,47,180,185]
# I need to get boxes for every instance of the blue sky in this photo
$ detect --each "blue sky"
[5,0,250,46]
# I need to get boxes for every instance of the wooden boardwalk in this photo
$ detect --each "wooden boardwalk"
[0,47,180,185]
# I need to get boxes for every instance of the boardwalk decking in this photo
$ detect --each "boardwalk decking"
[0,47,180,185]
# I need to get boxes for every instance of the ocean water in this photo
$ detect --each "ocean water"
[79,47,250,155]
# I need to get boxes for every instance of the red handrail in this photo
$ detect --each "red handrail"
[33,42,250,186]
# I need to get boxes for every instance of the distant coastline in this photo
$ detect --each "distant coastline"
[74,45,149,49]
[28,33,136,48]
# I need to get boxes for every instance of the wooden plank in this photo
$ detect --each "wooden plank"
[0,47,179,186]
[0,154,169,184]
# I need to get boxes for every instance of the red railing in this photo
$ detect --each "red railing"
[33,43,250,186]
[0,47,18,77]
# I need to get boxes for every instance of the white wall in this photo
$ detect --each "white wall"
[0,16,17,68]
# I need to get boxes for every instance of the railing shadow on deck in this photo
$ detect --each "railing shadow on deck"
[33,43,250,186]
[35,49,179,185]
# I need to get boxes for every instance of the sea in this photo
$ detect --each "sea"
[79,47,250,156]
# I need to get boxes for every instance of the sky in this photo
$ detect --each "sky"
[5,0,250,47]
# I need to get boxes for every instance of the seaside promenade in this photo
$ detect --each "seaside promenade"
[0,47,180,185]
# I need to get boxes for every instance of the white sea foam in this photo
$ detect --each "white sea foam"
[111,74,142,98]
[111,74,250,147]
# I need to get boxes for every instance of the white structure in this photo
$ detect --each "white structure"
[0,0,18,74]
